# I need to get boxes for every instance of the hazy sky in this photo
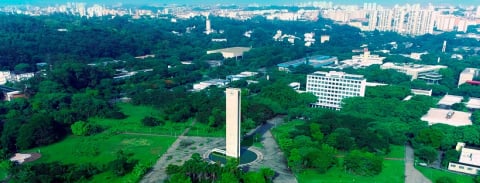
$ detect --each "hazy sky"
[0,0,479,6]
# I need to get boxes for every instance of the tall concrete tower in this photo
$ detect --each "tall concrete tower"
[226,88,241,158]
[205,16,212,35]
[442,40,447,53]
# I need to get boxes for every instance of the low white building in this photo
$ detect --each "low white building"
[458,68,479,86]
[381,63,447,80]
[193,79,229,91]
[351,48,385,66]
[206,47,251,59]
[449,142,480,175]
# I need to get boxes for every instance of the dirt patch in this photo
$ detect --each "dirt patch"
[23,153,42,163]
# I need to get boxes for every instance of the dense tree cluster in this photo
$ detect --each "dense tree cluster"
[165,153,274,183]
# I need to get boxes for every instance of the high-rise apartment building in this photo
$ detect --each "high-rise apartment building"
[306,71,366,110]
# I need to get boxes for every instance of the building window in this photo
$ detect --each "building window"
[450,164,456,167]
[467,167,473,170]
[459,166,464,169]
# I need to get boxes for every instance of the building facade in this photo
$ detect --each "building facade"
[306,71,366,110]
[225,88,241,158]
[448,142,480,175]
[458,68,480,86]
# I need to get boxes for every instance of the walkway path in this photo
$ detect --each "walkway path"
[405,145,431,183]
[140,122,196,183]
[248,117,298,183]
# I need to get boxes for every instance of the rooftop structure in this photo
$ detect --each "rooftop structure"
[458,68,480,86]
[380,62,447,80]
[449,142,480,175]
[350,48,385,66]
[193,79,229,91]
[421,108,472,127]
[417,71,443,84]
[437,95,463,106]
[467,98,480,110]
[206,47,251,59]
[306,71,366,110]
[277,55,338,72]
[226,71,258,82]
[411,89,432,96]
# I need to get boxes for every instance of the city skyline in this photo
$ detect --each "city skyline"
[0,0,478,7]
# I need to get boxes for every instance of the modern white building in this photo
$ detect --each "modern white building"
[449,142,480,175]
[306,71,366,110]
[381,62,447,80]
[226,88,241,158]
[350,48,385,66]
[193,79,229,91]
[458,68,480,86]
[206,47,251,59]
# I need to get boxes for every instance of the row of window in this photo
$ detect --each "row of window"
[450,164,474,171]
[307,78,363,85]
[309,89,361,95]
[308,76,363,82]
[307,85,361,92]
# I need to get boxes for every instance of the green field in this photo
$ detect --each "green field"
[416,166,474,183]
[90,103,189,136]
[297,145,406,183]
[186,122,225,137]
[23,103,180,182]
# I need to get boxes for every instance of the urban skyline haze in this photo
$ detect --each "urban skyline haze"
[0,0,478,6]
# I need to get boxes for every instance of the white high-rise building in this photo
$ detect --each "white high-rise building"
[306,71,366,110]
[205,15,212,35]
[476,6,480,18]
[404,6,435,36]
[225,88,241,158]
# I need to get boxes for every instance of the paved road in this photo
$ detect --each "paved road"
[405,145,431,183]
[140,122,195,183]
[248,117,298,183]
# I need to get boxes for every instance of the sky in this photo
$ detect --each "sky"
[0,0,479,7]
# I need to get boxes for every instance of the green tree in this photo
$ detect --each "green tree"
[110,150,137,176]
[415,128,444,149]
[436,176,456,183]
[287,148,302,172]
[71,121,91,136]
[415,146,438,164]
[141,116,163,127]
[344,150,383,176]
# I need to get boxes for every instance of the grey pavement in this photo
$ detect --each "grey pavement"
[248,117,298,183]
[141,136,224,183]
[405,145,432,183]
[141,116,297,183]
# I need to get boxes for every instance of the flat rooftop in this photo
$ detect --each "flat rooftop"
[421,108,472,127]
[467,98,480,109]
[207,47,251,55]
[459,147,480,167]
[438,95,463,106]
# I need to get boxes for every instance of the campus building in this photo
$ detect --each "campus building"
[306,71,366,110]
[448,142,480,175]
[277,55,338,72]
[380,62,447,80]
[458,68,480,86]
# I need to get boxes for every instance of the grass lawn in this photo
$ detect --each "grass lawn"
[416,166,474,183]
[0,161,9,181]
[186,122,225,137]
[297,145,406,183]
[90,103,189,136]
[22,103,180,182]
